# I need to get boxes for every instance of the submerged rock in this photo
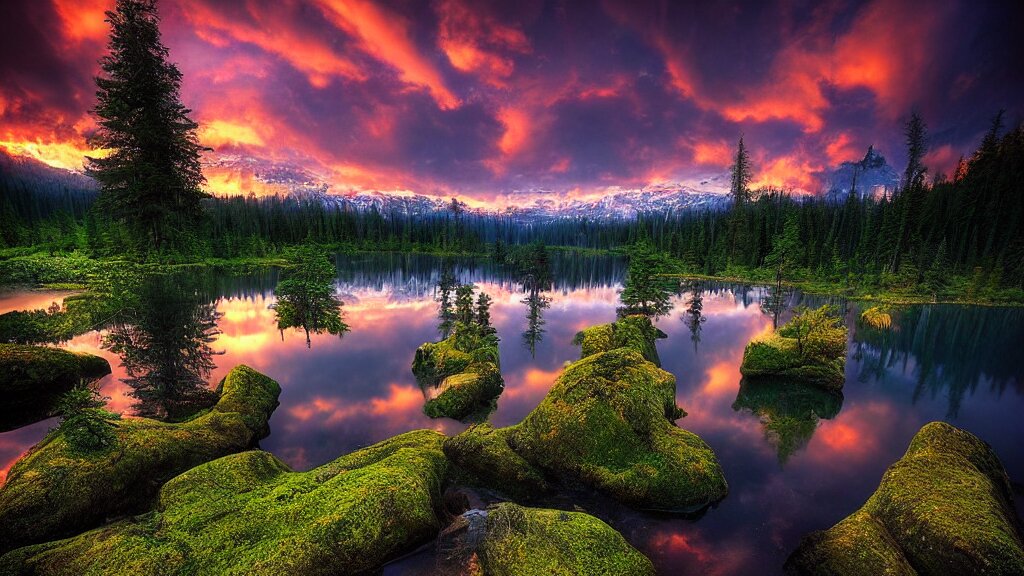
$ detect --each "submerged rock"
[740,307,847,392]
[413,327,503,421]
[0,430,450,575]
[785,422,1024,576]
[510,347,726,511]
[0,364,280,553]
[472,503,655,576]
[0,343,111,432]
[573,315,667,366]
[732,378,843,463]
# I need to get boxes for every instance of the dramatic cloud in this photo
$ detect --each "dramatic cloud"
[1,0,1020,203]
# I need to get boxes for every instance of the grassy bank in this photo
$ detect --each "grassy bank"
[663,267,1024,307]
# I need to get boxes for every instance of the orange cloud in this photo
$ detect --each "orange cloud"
[436,0,530,87]
[693,141,733,166]
[751,153,822,192]
[179,0,365,89]
[199,120,266,149]
[316,0,460,109]
[497,107,530,156]
[52,0,110,45]
[825,133,861,165]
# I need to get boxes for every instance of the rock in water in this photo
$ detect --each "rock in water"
[0,430,449,575]
[785,422,1024,576]
[413,325,503,421]
[0,364,280,553]
[446,316,726,511]
[573,315,667,366]
[479,503,655,576]
[0,343,111,431]
[510,347,726,511]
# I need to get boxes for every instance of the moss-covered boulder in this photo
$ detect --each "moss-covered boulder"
[0,365,280,553]
[414,327,504,421]
[510,348,726,511]
[740,306,847,392]
[0,344,111,432]
[732,378,843,463]
[444,423,551,500]
[476,503,655,576]
[425,361,504,421]
[785,422,1024,576]
[573,315,667,366]
[412,334,474,387]
[0,430,450,575]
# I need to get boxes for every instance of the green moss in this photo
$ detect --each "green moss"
[0,430,450,575]
[510,348,726,511]
[0,364,280,553]
[414,329,504,421]
[732,378,843,463]
[478,503,655,576]
[0,344,111,431]
[444,424,550,499]
[573,315,667,366]
[424,361,503,421]
[740,334,845,392]
[786,422,1024,576]
[412,335,473,387]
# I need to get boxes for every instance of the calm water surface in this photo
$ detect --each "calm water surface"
[1,253,1022,575]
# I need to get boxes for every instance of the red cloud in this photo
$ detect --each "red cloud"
[315,0,460,109]
[178,0,366,88]
[437,0,531,88]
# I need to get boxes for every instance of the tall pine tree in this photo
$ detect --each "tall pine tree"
[87,0,207,254]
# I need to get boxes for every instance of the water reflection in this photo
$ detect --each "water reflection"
[852,304,1024,417]
[102,273,222,420]
[732,379,844,464]
[0,253,1021,576]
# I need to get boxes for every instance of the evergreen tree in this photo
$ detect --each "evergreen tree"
[455,284,475,326]
[271,247,347,348]
[87,0,208,254]
[619,239,675,317]
[730,136,753,205]
[475,292,494,334]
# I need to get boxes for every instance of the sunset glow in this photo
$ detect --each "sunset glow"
[2,0,1018,206]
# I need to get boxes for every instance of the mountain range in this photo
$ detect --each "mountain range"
[2,146,899,220]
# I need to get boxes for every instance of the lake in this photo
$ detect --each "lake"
[1,252,1022,575]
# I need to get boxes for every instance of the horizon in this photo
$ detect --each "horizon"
[1,0,1022,208]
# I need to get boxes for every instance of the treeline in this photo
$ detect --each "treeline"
[3,116,1022,298]
[642,116,1024,295]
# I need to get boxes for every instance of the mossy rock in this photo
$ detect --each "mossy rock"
[0,344,111,432]
[412,335,473,387]
[732,378,844,463]
[510,348,727,511]
[425,361,504,421]
[414,328,504,421]
[0,365,281,553]
[573,315,667,366]
[444,423,550,500]
[478,502,655,576]
[0,430,450,575]
[785,422,1024,576]
[740,334,845,392]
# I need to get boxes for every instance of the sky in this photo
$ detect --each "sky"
[1,0,1021,207]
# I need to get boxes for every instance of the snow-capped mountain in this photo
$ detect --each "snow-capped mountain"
[825,146,899,200]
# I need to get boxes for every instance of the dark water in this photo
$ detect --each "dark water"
[1,252,1022,575]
